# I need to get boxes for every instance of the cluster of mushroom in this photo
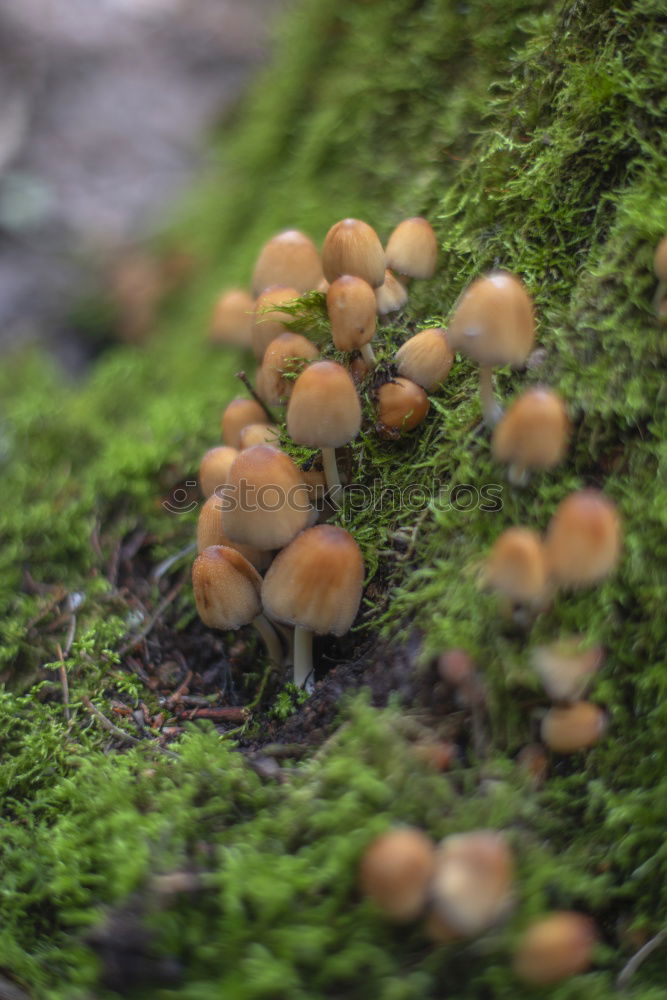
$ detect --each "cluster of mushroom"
[359,826,597,986]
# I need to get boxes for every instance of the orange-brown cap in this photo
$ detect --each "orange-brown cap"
[545,490,621,587]
[196,495,271,571]
[541,702,606,753]
[484,527,548,606]
[376,377,429,435]
[287,360,362,448]
[375,268,409,315]
[395,328,453,390]
[385,217,438,279]
[447,271,535,367]
[192,545,262,630]
[221,398,268,449]
[261,524,364,635]
[531,637,603,703]
[653,235,667,280]
[252,229,322,296]
[199,445,239,498]
[513,912,598,985]
[209,288,254,348]
[222,445,311,550]
[326,275,377,351]
[259,332,319,406]
[359,827,436,923]
[321,218,386,288]
[238,423,281,450]
[432,831,514,936]
[251,286,300,360]
[492,387,569,473]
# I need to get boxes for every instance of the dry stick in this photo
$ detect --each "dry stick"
[55,643,71,723]
[235,369,277,424]
[617,929,667,990]
[82,696,178,759]
[181,706,247,723]
[152,541,197,583]
[166,669,193,707]
[119,576,186,656]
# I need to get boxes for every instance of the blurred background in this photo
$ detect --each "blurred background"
[0,0,283,371]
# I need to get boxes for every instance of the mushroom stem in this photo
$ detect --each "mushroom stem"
[360,342,378,370]
[321,446,342,507]
[507,463,529,488]
[654,280,667,323]
[293,625,314,690]
[479,365,503,427]
[252,613,283,665]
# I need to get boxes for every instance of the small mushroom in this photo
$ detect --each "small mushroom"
[359,828,436,923]
[209,288,254,347]
[259,332,319,406]
[238,423,281,450]
[395,328,453,390]
[541,702,606,753]
[375,268,409,315]
[446,271,535,425]
[545,489,621,587]
[484,527,549,609]
[513,912,598,985]
[252,229,322,296]
[492,387,570,485]
[196,495,270,570]
[192,546,282,664]
[376,377,429,436]
[385,216,438,280]
[531,637,603,703]
[326,274,378,368]
[251,286,300,360]
[261,524,364,687]
[653,235,667,322]
[321,218,385,288]
[221,398,268,448]
[198,445,239,498]
[431,831,514,936]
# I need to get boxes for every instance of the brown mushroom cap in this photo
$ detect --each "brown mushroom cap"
[192,545,262,630]
[221,398,268,449]
[326,275,377,351]
[531,637,603,703]
[385,217,438,279]
[484,527,548,606]
[209,288,254,347]
[513,912,598,985]
[238,423,281,450]
[259,332,319,406]
[251,286,300,361]
[375,268,409,315]
[492,387,570,471]
[199,445,239,498]
[252,229,322,296]
[287,360,362,448]
[545,490,621,587]
[222,445,311,550]
[432,831,514,936]
[196,495,270,570]
[359,828,436,923]
[446,271,535,367]
[376,377,429,434]
[261,524,364,635]
[321,218,386,288]
[653,235,667,280]
[541,702,606,753]
[395,328,454,390]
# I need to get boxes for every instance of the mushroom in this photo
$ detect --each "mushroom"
[259,332,319,406]
[209,288,254,347]
[222,445,311,550]
[375,268,409,315]
[238,423,281,450]
[376,377,429,437]
[261,524,364,688]
[321,218,385,288]
[252,229,322,296]
[545,489,621,588]
[286,360,362,497]
[513,912,598,985]
[326,274,378,367]
[531,637,603,703]
[196,495,270,570]
[653,235,667,322]
[385,216,438,280]
[484,527,549,608]
[359,828,436,922]
[446,271,535,425]
[492,387,570,485]
[192,546,282,665]
[431,831,514,936]
[395,328,453,390]
[541,702,606,753]
[221,397,269,448]
[251,285,300,361]
[198,445,239,498]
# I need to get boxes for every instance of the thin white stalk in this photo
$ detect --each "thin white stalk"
[252,613,283,665]
[360,341,378,369]
[321,446,342,509]
[479,365,503,427]
[293,625,314,690]
[507,462,529,487]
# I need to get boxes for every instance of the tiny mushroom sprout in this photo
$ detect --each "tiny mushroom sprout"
[198,445,239,499]
[221,397,269,449]
[484,527,549,609]
[359,827,436,922]
[376,377,429,437]
[287,360,362,497]
[326,274,378,368]
[321,218,386,288]
[259,332,319,406]
[431,831,514,936]
[261,524,364,688]
[252,229,322,296]
[653,235,667,322]
[222,445,311,551]
[395,327,454,391]
[531,637,603,703]
[210,288,254,347]
[545,489,621,588]
[446,270,535,426]
[513,912,598,985]
[491,386,570,486]
[541,702,607,753]
[375,268,409,315]
[251,285,300,361]
[192,545,282,665]
[196,495,270,570]
[385,216,438,281]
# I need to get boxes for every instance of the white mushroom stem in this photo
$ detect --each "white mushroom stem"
[479,365,504,427]
[507,463,530,487]
[360,342,378,369]
[321,446,342,508]
[252,613,283,666]
[293,625,314,689]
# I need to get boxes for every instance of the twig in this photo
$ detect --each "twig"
[235,369,277,423]
[55,644,71,723]
[617,929,667,990]
[119,576,186,656]
[179,706,247,723]
[151,541,197,583]
[82,696,178,759]
[166,670,193,706]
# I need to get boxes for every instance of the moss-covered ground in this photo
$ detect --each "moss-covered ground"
[1,0,666,995]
